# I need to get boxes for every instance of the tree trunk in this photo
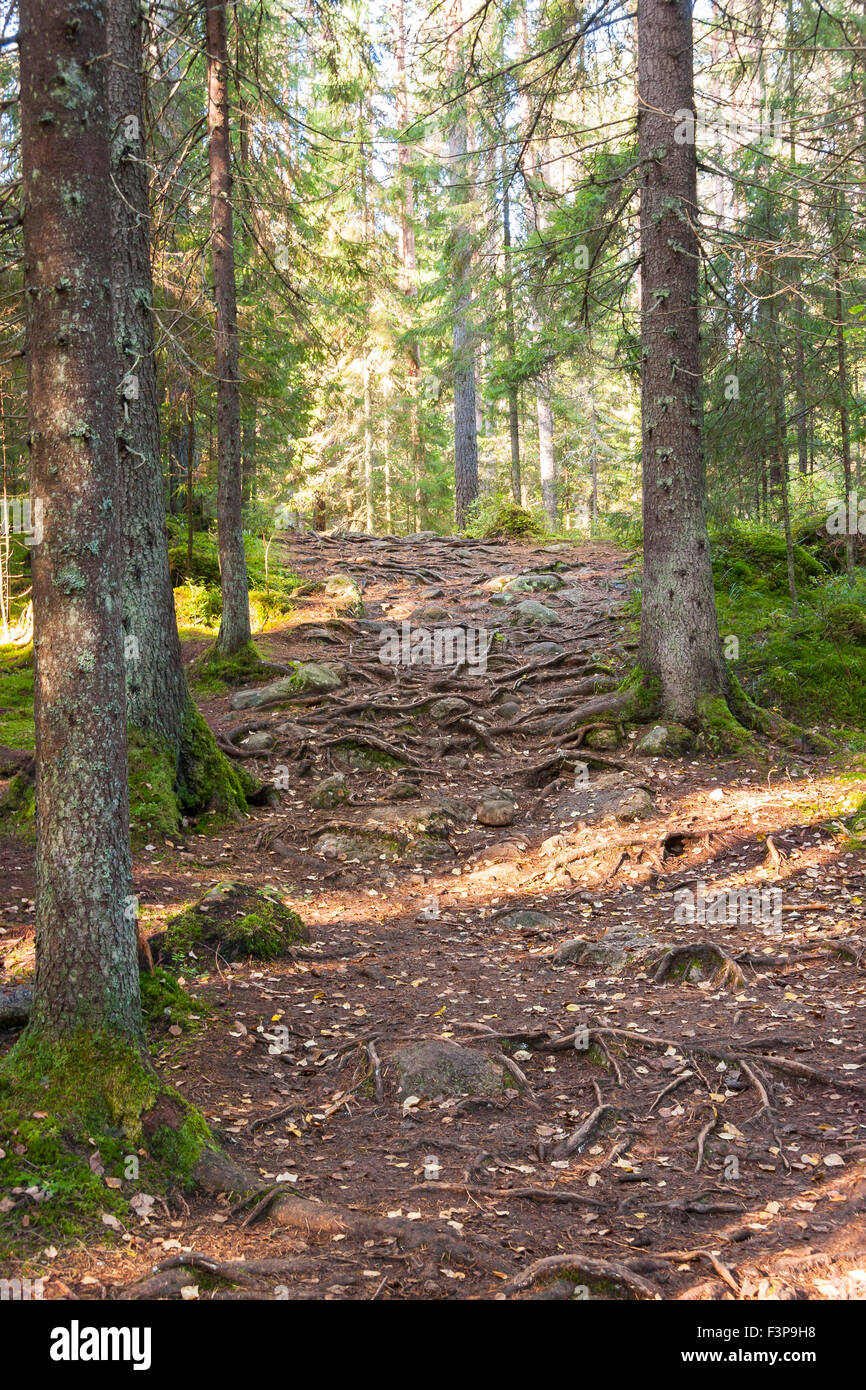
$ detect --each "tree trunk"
[446,0,479,528]
[537,368,557,526]
[502,175,522,503]
[834,250,856,584]
[19,0,138,1039]
[392,0,424,529]
[108,0,249,820]
[206,0,251,655]
[636,0,728,720]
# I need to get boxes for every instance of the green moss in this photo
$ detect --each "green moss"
[695,694,758,757]
[140,967,208,1037]
[0,1029,217,1256]
[617,666,662,721]
[178,703,256,817]
[462,493,548,540]
[192,641,264,694]
[161,882,307,969]
[712,520,825,594]
[128,728,181,843]
[0,770,36,839]
[0,665,35,749]
[332,740,406,771]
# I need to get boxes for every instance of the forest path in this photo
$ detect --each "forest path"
[6,531,866,1301]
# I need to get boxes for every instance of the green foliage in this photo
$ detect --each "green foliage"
[161,881,307,968]
[0,662,34,749]
[462,493,547,540]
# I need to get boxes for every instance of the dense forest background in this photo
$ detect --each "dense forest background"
[0,0,862,544]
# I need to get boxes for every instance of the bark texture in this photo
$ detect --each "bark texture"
[20,0,139,1037]
[636,0,727,720]
[206,0,251,655]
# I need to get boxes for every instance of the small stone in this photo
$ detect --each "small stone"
[428,696,470,723]
[394,1041,505,1099]
[477,792,517,826]
[240,730,275,753]
[509,600,561,628]
[310,773,349,810]
[636,722,695,757]
[231,662,343,710]
[409,604,451,622]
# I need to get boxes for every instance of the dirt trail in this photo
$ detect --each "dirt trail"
[3,531,866,1301]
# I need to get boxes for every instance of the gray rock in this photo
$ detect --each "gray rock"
[477,791,517,826]
[550,772,654,825]
[231,662,343,710]
[636,722,695,757]
[555,937,588,963]
[428,696,470,723]
[409,604,451,622]
[500,910,559,931]
[311,773,349,810]
[385,779,422,800]
[504,572,566,593]
[488,592,514,606]
[558,587,585,607]
[579,925,667,973]
[524,642,564,658]
[240,730,275,753]
[496,699,521,721]
[509,600,561,628]
[394,1041,505,1099]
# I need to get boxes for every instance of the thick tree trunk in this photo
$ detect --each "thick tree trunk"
[20,0,138,1039]
[636,0,728,721]
[206,0,251,655]
[108,0,248,819]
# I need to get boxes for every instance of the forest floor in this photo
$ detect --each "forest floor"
[2,530,866,1301]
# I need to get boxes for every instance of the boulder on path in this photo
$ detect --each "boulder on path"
[524,641,564,658]
[311,773,349,809]
[428,696,471,723]
[323,574,363,607]
[509,600,561,628]
[636,722,696,757]
[158,882,308,965]
[231,662,343,710]
[558,924,667,972]
[316,799,465,863]
[394,1041,505,1099]
[504,572,565,594]
[550,771,654,824]
[559,587,586,608]
[409,604,451,622]
[240,730,275,753]
[476,790,517,826]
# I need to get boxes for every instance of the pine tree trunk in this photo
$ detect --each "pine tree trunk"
[392,0,425,529]
[108,0,250,818]
[20,0,138,1039]
[206,0,251,655]
[446,0,479,528]
[502,178,522,503]
[636,0,728,720]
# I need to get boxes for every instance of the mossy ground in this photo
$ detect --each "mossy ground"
[0,663,34,749]
[139,966,209,1040]
[712,522,866,733]
[159,882,307,970]
[0,1027,216,1258]
[173,529,300,645]
[462,493,548,540]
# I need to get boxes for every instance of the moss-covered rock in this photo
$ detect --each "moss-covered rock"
[310,773,349,809]
[230,661,343,711]
[159,882,308,967]
[0,1028,218,1255]
[636,722,695,757]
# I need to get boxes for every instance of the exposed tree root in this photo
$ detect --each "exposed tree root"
[502,1252,660,1299]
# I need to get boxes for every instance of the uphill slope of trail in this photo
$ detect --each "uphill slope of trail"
[2,528,865,1302]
